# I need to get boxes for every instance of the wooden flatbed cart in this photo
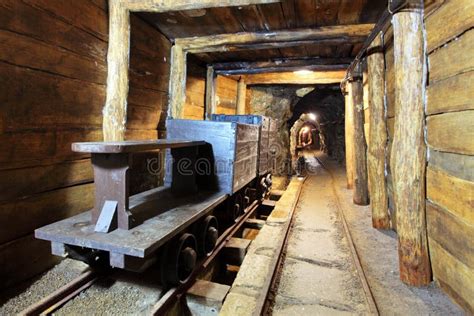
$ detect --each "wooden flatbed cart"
[36,139,227,285]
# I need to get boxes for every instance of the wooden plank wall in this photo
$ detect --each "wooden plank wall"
[215,75,238,115]
[0,0,170,289]
[424,0,474,311]
[184,75,206,120]
[183,73,238,119]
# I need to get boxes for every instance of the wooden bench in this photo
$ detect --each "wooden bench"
[72,140,205,232]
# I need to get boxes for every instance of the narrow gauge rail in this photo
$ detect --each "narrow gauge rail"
[20,199,266,316]
[314,154,379,316]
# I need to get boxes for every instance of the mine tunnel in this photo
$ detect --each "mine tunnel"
[0,0,472,315]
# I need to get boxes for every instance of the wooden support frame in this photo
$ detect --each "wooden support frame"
[367,33,390,229]
[103,1,130,141]
[176,24,375,52]
[343,82,355,189]
[235,70,346,85]
[102,0,284,140]
[350,63,369,206]
[236,78,246,114]
[391,6,431,286]
[169,45,187,120]
[103,1,373,141]
[186,38,368,54]
[205,66,217,120]
[122,0,282,12]
[214,58,352,75]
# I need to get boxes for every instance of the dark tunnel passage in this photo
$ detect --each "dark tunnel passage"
[288,85,346,164]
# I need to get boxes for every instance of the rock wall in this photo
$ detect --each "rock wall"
[289,86,346,163]
[248,86,300,175]
[248,85,345,175]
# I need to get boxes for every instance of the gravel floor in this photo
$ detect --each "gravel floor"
[56,269,164,316]
[272,153,368,315]
[0,259,89,315]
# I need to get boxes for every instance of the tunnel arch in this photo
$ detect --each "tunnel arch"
[288,85,345,163]
[290,114,320,160]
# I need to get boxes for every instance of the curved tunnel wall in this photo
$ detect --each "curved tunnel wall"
[289,85,346,163]
[247,84,346,175]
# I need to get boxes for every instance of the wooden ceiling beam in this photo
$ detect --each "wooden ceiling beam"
[123,0,282,12]
[213,57,352,75]
[176,24,375,52]
[237,70,346,85]
[217,64,348,75]
[187,37,366,53]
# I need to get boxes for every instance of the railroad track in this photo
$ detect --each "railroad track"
[20,199,265,316]
[313,153,379,316]
[20,270,100,316]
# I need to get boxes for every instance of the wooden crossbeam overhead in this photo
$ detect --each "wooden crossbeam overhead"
[176,24,375,52]
[186,37,367,54]
[236,70,346,85]
[214,58,351,75]
[214,58,353,71]
[122,0,282,12]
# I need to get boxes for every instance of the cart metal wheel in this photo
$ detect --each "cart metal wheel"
[160,233,197,286]
[196,215,219,257]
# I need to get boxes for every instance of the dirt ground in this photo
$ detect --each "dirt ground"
[281,151,462,315]
[0,259,89,315]
[271,153,369,315]
[56,269,165,315]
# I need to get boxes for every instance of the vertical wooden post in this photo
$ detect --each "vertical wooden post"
[103,2,129,141]
[367,33,390,229]
[236,77,247,114]
[205,66,216,120]
[168,45,187,119]
[344,81,355,189]
[351,63,369,205]
[391,6,431,286]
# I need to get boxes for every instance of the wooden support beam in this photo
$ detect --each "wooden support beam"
[205,66,216,120]
[391,8,431,286]
[343,82,355,189]
[214,58,352,75]
[177,24,375,52]
[103,2,129,141]
[217,64,349,75]
[168,45,187,119]
[350,64,369,206]
[236,78,246,114]
[122,0,282,12]
[187,280,230,315]
[237,70,345,85]
[189,38,367,54]
[244,218,266,230]
[389,0,424,13]
[222,237,251,265]
[367,33,390,229]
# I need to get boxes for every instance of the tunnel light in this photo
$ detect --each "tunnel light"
[294,70,313,75]
[308,113,317,121]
